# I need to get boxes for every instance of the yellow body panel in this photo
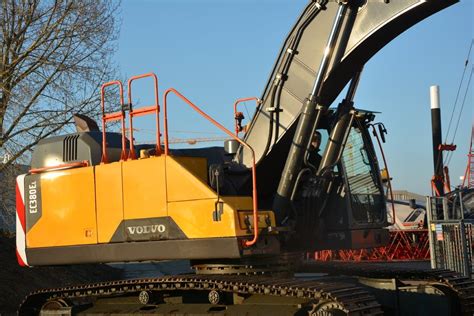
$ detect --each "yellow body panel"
[95,161,123,243]
[27,154,276,249]
[216,196,255,236]
[168,196,276,238]
[166,156,236,238]
[172,156,208,183]
[168,199,237,238]
[27,167,97,248]
[166,156,215,202]
[122,156,167,220]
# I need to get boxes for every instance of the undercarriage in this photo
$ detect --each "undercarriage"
[20,259,474,315]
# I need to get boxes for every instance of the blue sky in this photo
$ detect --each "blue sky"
[116,0,473,195]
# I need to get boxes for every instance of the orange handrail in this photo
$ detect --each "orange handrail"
[233,97,260,136]
[127,73,161,159]
[101,81,126,163]
[30,161,90,174]
[163,88,259,247]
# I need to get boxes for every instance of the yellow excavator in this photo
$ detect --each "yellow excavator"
[16,0,474,315]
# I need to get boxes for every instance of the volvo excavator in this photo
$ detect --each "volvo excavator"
[15,0,474,315]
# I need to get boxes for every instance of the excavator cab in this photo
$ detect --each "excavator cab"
[290,110,388,251]
[342,120,386,226]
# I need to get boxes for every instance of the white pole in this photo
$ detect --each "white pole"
[430,85,440,109]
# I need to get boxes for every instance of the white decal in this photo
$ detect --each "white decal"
[28,181,38,214]
[127,224,166,235]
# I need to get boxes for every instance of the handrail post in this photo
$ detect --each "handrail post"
[100,81,126,163]
[164,88,259,247]
[127,73,161,159]
[233,97,260,137]
[30,161,90,174]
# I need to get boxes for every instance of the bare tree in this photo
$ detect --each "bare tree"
[0,162,26,234]
[0,0,121,172]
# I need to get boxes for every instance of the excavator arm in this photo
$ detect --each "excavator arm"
[238,0,457,196]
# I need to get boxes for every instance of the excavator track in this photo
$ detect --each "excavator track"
[19,274,383,315]
[298,261,474,315]
[19,262,474,315]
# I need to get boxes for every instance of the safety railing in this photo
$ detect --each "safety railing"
[163,88,259,247]
[127,73,161,159]
[313,229,430,262]
[233,97,260,136]
[427,194,473,278]
[428,219,473,278]
[101,81,127,163]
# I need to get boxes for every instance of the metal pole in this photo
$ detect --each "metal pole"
[427,196,437,269]
[460,221,471,277]
[443,197,449,220]
[430,85,445,196]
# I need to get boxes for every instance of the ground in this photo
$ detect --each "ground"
[0,235,122,314]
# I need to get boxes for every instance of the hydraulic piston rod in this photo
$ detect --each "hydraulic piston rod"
[274,2,351,222]
[318,70,362,173]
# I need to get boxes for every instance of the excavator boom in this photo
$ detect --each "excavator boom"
[241,0,457,167]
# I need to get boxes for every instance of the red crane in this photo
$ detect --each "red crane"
[463,125,474,188]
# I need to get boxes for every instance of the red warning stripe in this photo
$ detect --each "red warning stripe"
[15,181,25,232]
[16,249,26,267]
